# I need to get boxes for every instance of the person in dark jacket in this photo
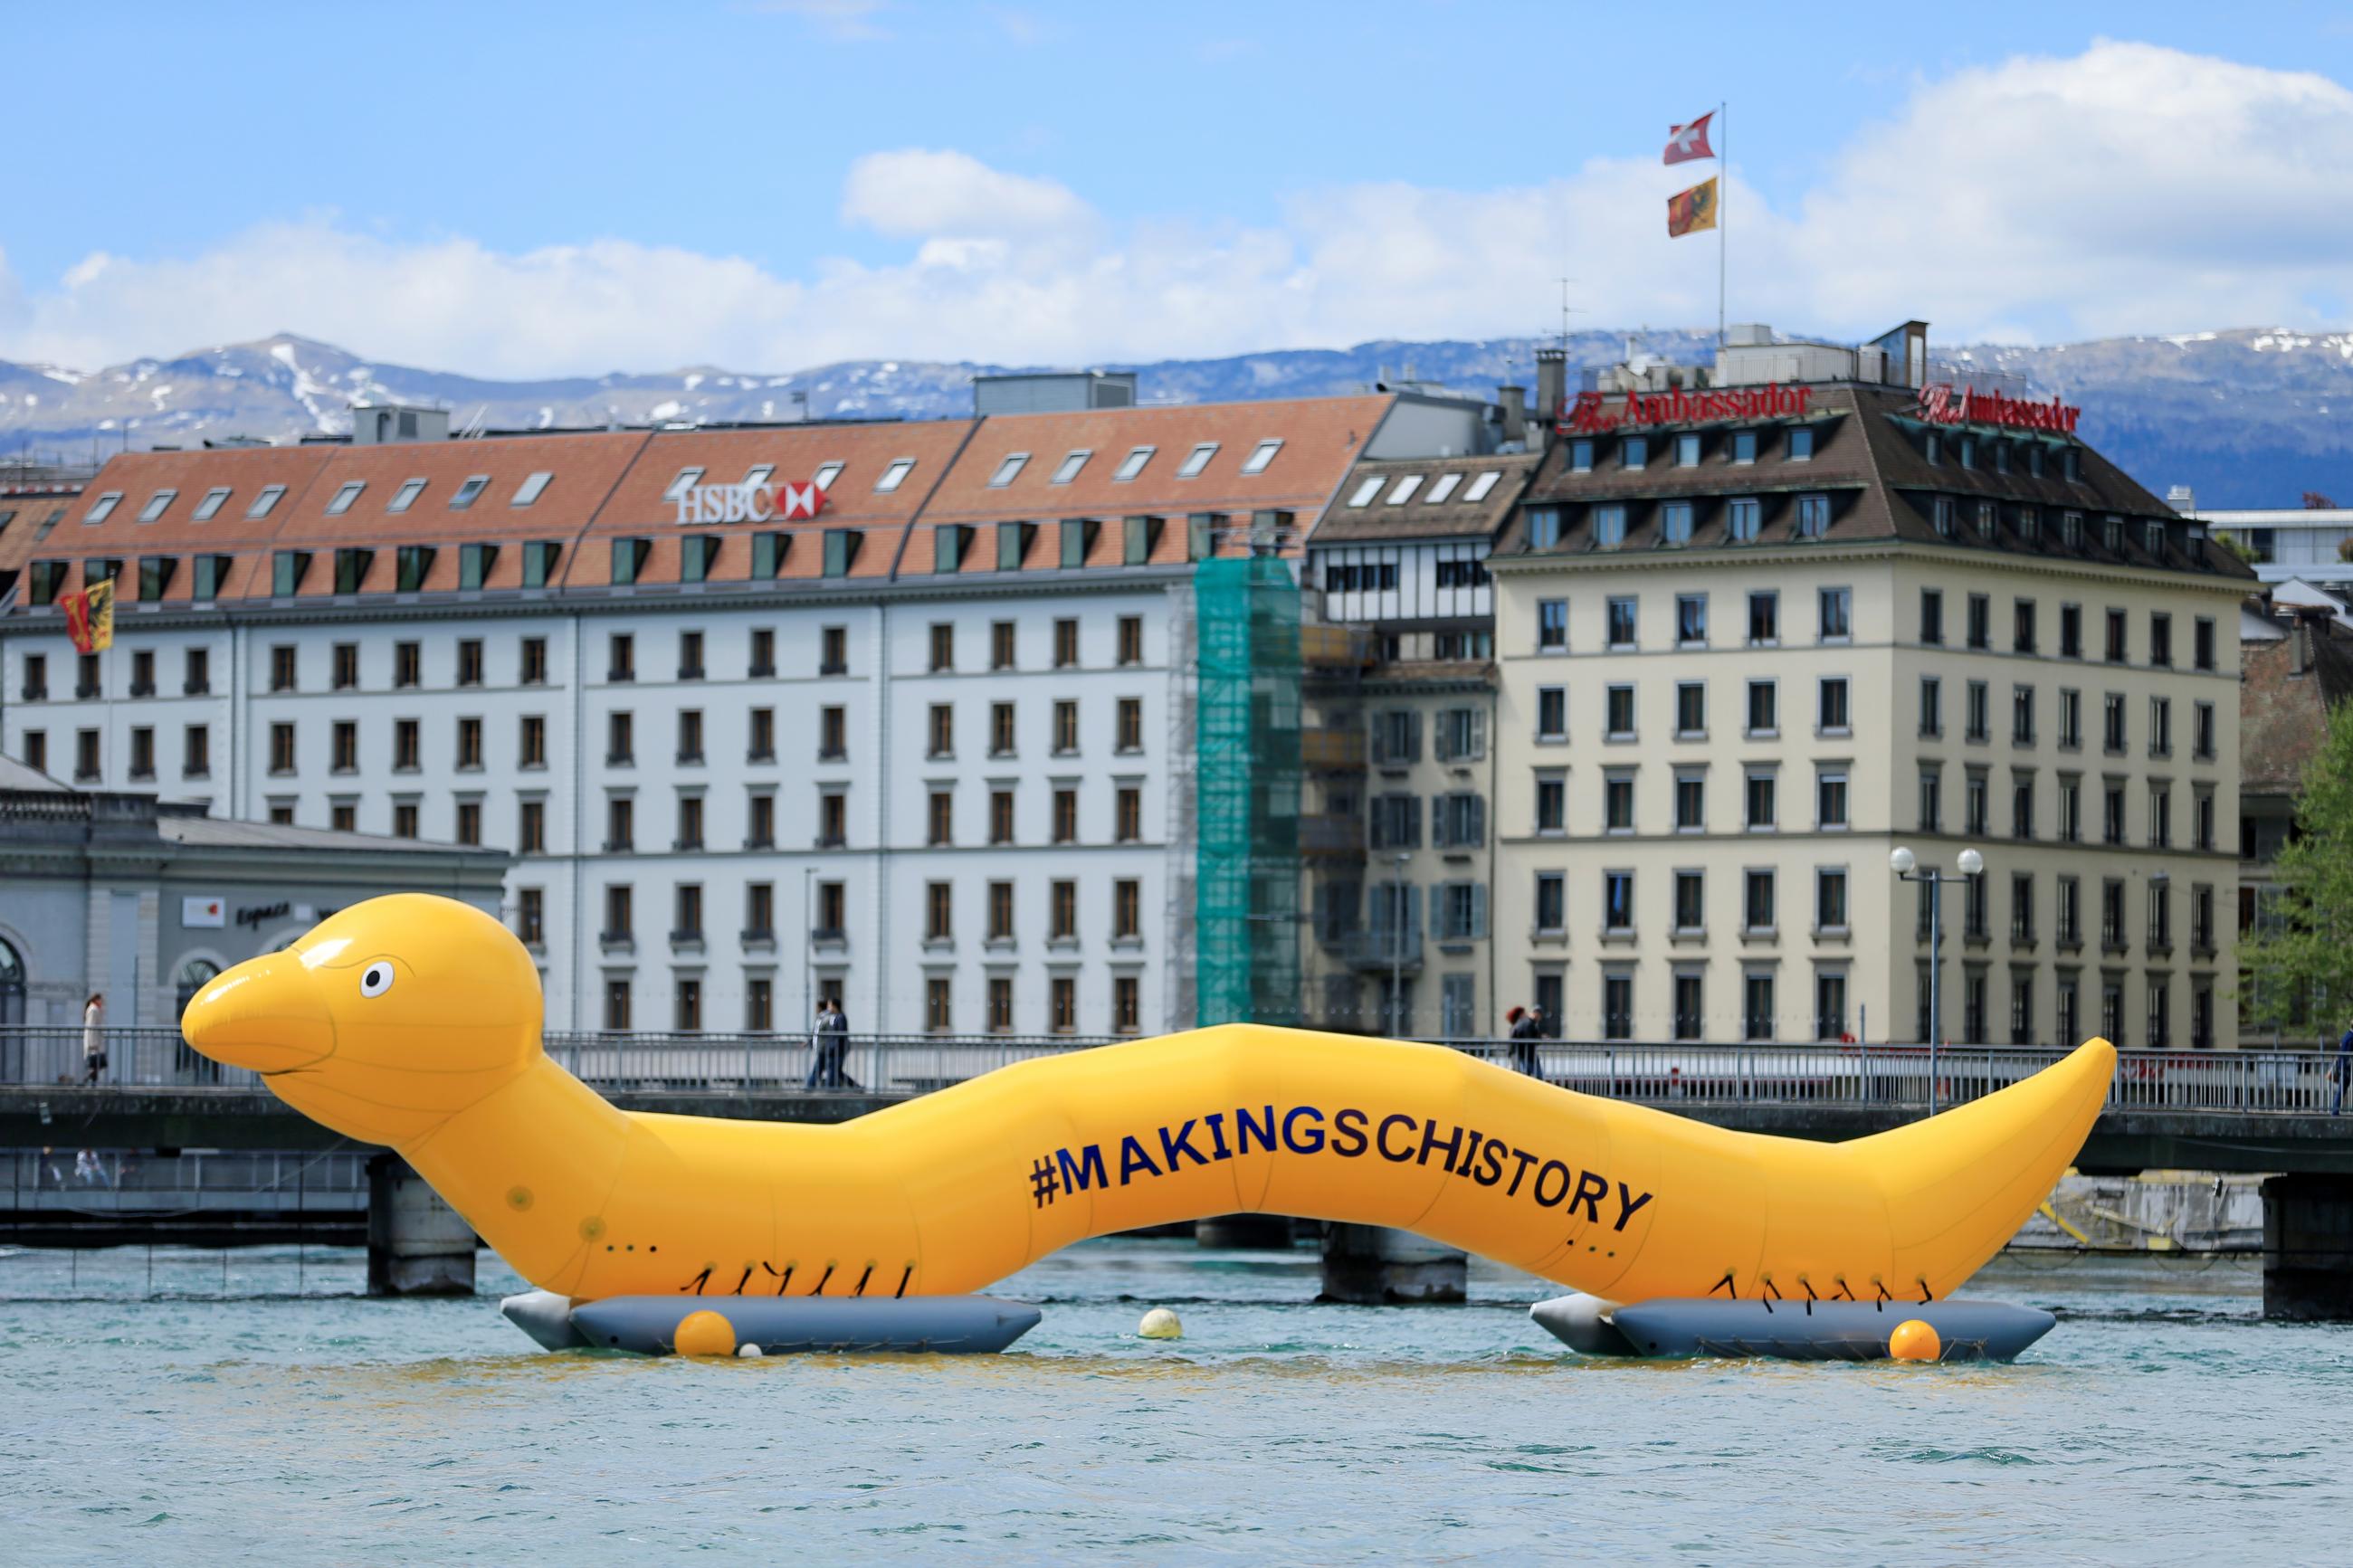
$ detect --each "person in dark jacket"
[2332,1023,2352,1117]
[1509,1004,1543,1078]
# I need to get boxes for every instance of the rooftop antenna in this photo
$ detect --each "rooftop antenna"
[1556,279,1586,356]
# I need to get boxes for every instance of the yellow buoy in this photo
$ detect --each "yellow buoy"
[672,1308,737,1357]
[1888,1318,1941,1362]
[1138,1307,1183,1340]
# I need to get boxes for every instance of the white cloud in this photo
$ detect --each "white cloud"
[839,148,1095,244]
[3,41,2349,377]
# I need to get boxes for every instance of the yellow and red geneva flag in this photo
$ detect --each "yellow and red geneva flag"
[63,575,115,654]
[1666,177,1719,238]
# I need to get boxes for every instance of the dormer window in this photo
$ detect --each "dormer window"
[1176,442,1219,479]
[989,452,1029,488]
[1424,473,1462,503]
[2026,445,2046,478]
[1386,474,1424,505]
[1346,476,1383,508]
[1932,496,1956,537]
[1674,432,1701,468]
[1462,471,1502,502]
[1527,508,1562,549]
[1731,430,1758,464]
[1594,503,1627,547]
[1958,434,1977,469]
[1051,450,1091,485]
[1114,446,1155,481]
[1570,439,1594,473]
[388,479,426,513]
[325,481,366,517]
[1786,425,1815,461]
[1241,439,1282,475]
[1975,500,1996,538]
[1923,431,1941,464]
[1622,436,1648,470]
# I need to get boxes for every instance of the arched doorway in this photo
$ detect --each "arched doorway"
[175,958,221,1081]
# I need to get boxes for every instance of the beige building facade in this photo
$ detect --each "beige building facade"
[1485,362,2252,1050]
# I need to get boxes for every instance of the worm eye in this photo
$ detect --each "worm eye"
[360,963,395,998]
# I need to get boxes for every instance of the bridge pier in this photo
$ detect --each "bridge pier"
[2263,1174,2353,1321]
[1319,1223,1465,1304]
[366,1155,476,1297]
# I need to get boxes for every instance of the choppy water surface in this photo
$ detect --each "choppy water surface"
[1,1240,2346,1563]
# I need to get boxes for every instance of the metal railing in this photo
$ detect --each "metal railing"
[5,1148,370,1212]
[5,1028,2348,1117]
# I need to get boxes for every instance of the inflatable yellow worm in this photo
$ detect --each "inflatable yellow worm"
[181,895,2113,1307]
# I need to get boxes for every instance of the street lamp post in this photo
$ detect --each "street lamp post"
[1891,844,1984,1115]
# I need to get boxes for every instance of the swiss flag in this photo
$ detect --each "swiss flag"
[1664,111,1715,166]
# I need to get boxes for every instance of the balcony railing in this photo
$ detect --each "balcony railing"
[1340,929,1422,972]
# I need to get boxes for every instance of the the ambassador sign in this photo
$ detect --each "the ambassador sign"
[674,480,830,526]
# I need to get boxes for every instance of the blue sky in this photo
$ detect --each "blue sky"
[5,1,2352,375]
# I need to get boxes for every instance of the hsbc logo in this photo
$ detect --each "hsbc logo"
[674,480,829,526]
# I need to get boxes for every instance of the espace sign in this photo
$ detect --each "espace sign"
[673,480,830,526]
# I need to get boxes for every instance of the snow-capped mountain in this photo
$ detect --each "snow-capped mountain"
[5,327,2348,508]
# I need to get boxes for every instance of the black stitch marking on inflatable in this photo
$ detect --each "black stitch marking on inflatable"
[810,1264,834,1296]
[853,1264,874,1297]
[734,1267,753,1296]
[894,1265,912,1298]
[1710,1270,1737,1297]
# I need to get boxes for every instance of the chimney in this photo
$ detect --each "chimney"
[2167,483,2196,515]
[1534,350,1567,446]
[2292,620,2312,677]
[1496,385,1527,444]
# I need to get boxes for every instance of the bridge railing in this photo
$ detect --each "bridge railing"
[5,1148,370,1211]
[4,1029,2347,1117]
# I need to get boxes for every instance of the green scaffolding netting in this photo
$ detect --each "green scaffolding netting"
[1194,555,1301,1027]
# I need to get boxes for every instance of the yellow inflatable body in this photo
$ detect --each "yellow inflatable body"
[182,895,2112,1307]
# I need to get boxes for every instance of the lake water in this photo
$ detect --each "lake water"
[2,1240,2346,1564]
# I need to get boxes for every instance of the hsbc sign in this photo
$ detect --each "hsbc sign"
[674,480,830,526]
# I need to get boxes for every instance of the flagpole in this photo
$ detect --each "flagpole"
[1717,100,1728,356]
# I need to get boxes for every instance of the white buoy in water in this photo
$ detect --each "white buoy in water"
[737,1343,765,1358]
[1138,1307,1183,1340]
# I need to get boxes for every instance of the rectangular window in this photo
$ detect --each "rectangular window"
[1920,676,1942,738]
[1662,499,1694,544]
[1603,871,1634,933]
[1594,503,1626,547]
[1176,442,1220,480]
[1673,973,1703,1041]
[1920,589,1944,645]
[519,798,545,853]
[1818,586,1852,641]
[2012,684,2036,746]
[1537,599,1567,651]
[1967,594,1991,651]
[2150,696,2173,757]
[1786,425,1815,461]
[605,796,634,852]
[1673,870,1705,933]
[1605,685,1635,740]
[1675,594,1707,646]
[2014,599,2037,654]
[1744,869,1776,933]
[1728,496,1762,541]
[1534,774,1565,834]
[1745,769,1777,831]
[1795,492,1830,538]
[1967,680,1990,743]
[1748,591,1778,645]
[1815,868,1848,932]
[1743,973,1775,1041]
[1816,769,1848,829]
[1534,872,1566,935]
[1746,679,1777,736]
[1674,772,1705,832]
[1675,681,1706,737]
[1536,686,1567,740]
[2149,613,2173,669]
[1818,677,1850,735]
[2194,617,2216,673]
[1606,596,1638,648]
[1622,435,1648,470]
[1605,774,1634,832]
